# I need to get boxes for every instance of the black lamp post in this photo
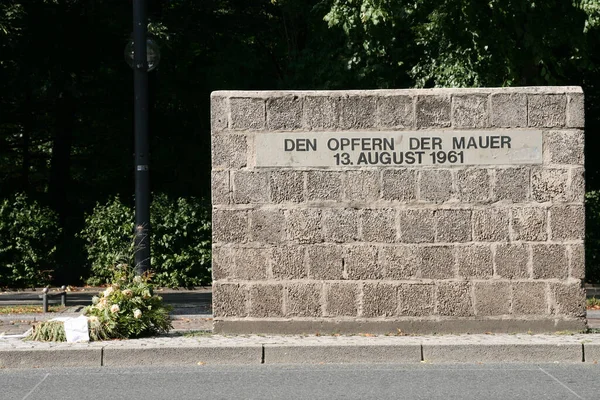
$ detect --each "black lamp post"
[125,0,160,275]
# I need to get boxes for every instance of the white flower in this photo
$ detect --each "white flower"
[91,296,99,305]
[133,309,142,319]
[122,289,133,298]
[142,290,151,299]
[103,286,114,297]
[88,316,99,325]
[133,276,142,284]
[110,304,120,313]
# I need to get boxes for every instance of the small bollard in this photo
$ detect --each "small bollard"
[60,285,67,307]
[42,287,49,313]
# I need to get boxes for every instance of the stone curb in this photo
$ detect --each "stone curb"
[2,334,600,368]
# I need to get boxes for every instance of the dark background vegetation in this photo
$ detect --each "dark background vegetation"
[1,0,600,287]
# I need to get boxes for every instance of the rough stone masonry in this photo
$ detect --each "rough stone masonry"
[210,87,586,334]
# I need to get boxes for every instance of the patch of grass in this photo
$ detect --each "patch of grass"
[182,330,213,338]
[0,305,64,314]
[587,297,600,309]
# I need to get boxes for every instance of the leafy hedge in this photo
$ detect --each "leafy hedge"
[80,194,211,288]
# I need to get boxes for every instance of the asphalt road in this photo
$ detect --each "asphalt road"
[2,364,600,400]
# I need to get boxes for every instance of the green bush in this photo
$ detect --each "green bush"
[587,191,600,283]
[80,194,211,288]
[0,193,61,288]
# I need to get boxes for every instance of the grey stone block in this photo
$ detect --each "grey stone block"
[585,344,600,363]
[474,282,511,316]
[267,96,302,130]
[495,244,529,279]
[473,209,509,242]
[422,344,581,363]
[232,171,268,204]
[272,245,307,279]
[0,349,101,368]
[570,243,585,280]
[456,168,491,203]
[544,130,584,165]
[531,168,569,202]
[232,247,270,280]
[230,97,265,130]
[491,93,527,127]
[211,134,247,169]
[325,282,358,316]
[285,283,322,317]
[528,94,566,128]
[302,95,340,130]
[264,344,421,364]
[212,283,248,317]
[532,244,568,279]
[361,209,396,243]
[103,346,262,366]
[380,245,419,279]
[549,205,584,240]
[456,244,493,278]
[340,96,377,129]
[286,208,322,244]
[376,95,414,129]
[382,169,417,201]
[435,209,472,243]
[399,209,435,243]
[307,171,342,201]
[345,245,380,280]
[567,93,585,128]
[419,246,455,279]
[419,170,454,203]
[362,282,398,317]
[269,171,304,203]
[511,207,547,241]
[343,170,380,202]
[416,95,451,128]
[211,245,234,280]
[249,284,284,317]
[211,93,228,132]
[249,209,285,244]
[436,281,473,317]
[322,208,359,243]
[397,283,435,316]
[550,282,586,317]
[512,282,548,315]
[570,167,585,203]
[452,94,489,128]
[308,244,344,280]
[494,167,529,202]
[211,170,230,205]
[212,209,248,243]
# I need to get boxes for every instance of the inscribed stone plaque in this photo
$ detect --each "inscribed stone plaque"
[255,130,542,168]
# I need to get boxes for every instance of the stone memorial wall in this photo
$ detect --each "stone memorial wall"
[211,87,586,334]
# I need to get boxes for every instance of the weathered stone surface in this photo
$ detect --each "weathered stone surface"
[474,282,511,316]
[452,94,489,128]
[249,209,285,245]
[528,94,566,128]
[211,170,230,205]
[570,243,585,280]
[566,93,585,128]
[307,171,342,201]
[399,209,435,243]
[550,282,586,317]
[269,171,304,203]
[211,94,228,132]
[230,97,265,130]
[419,170,454,203]
[211,134,247,169]
[325,282,358,316]
[345,245,380,280]
[376,95,414,129]
[550,205,584,241]
[491,93,527,127]
[340,96,376,129]
[532,244,568,280]
[286,209,322,244]
[249,284,283,317]
[398,284,435,316]
[456,244,493,278]
[343,171,380,202]
[267,96,302,130]
[212,283,247,317]
[495,244,529,279]
[272,246,307,279]
[494,168,529,202]
[230,247,270,280]
[436,282,473,317]
[380,245,419,279]
[322,209,359,243]
[570,167,585,202]
[362,283,397,317]
[302,96,340,130]
[233,171,269,204]
[456,168,491,203]
[419,246,455,279]
[213,210,248,243]
[382,169,417,201]
[416,95,451,128]
[435,209,472,243]
[211,245,234,281]
[512,282,547,315]
[286,283,322,317]
[511,207,547,241]
[531,168,569,202]
[361,209,396,243]
[307,245,344,280]
[473,209,509,241]
[544,130,584,165]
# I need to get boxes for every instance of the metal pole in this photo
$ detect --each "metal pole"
[133,0,150,275]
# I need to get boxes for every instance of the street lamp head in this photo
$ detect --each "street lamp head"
[124,37,161,71]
